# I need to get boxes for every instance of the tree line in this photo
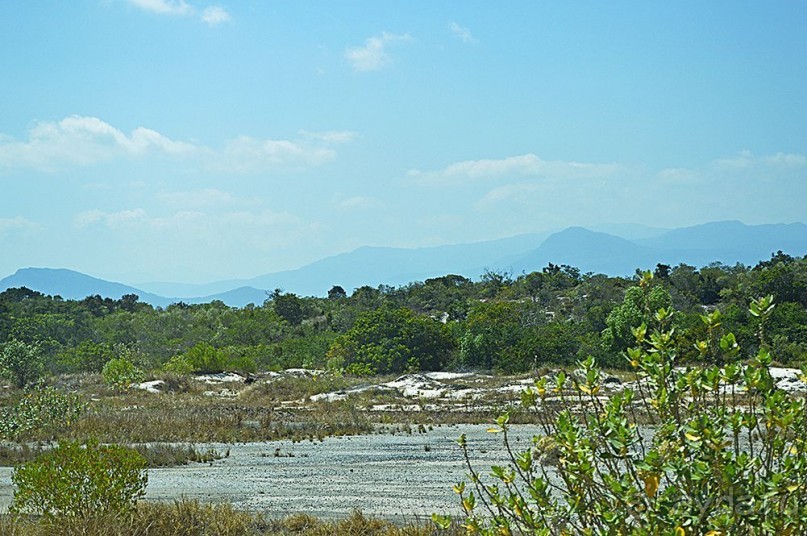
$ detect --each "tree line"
[0,252,805,385]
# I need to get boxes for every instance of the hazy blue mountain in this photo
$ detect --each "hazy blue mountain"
[511,227,661,276]
[588,223,670,240]
[0,268,175,307]
[2,222,804,305]
[243,232,549,296]
[636,221,807,264]
[0,268,269,308]
[138,232,549,298]
[183,286,268,307]
[134,279,252,299]
[512,221,807,276]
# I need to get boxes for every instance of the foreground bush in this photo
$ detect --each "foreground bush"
[10,440,147,518]
[0,386,85,441]
[439,280,807,534]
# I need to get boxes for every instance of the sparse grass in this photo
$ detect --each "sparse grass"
[33,376,374,443]
[7,367,667,448]
[0,442,222,468]
[0,502,463,535]
[240,373,378,402]
[0,443,49,466]
[131,443,223,467]
[265,510,462,535]
[63,397,372,443]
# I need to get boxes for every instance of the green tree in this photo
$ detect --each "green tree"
[459,301,532,371]
[750,252,807,306]
[515,321,580,370]
[601,273,672,353]
[326,307,454,375]
[58,341,112,373]
[327,285,348,300]
[271,290,306,326]
[0,339,45,388]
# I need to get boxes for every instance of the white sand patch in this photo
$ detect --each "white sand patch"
[203,388,238,398]
[496,384,530,394]
[310,392,348,402]
[771,367,806,393]
[444,388,485,400]
[196,372,245,384]
[384,374,445,398]
[135,380,165,394]
[284,368,324,376]
[309,385,375,402]
[423,371,474,381]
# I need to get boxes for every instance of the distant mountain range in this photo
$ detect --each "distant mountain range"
[1,221,805,307]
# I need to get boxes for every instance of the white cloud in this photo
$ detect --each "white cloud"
[74,209,148,228]
[657,167,698,184]
[219,136,337,173]
[126,0,230,25]
[0,116,197,171]
[471,150,807,229]
[408,153,620,184]
[0,116,353,174]
[201,6,231,25]
[299,130,359,145]
[476,183,543,207]
[711,150,807,173]
[334,196,384,210]
[763,152,807,167]
[345,32,412,72]
[73,207,318,261]
[0,216,39,236]
[127,0,193,16]
[449,21,476,43]
[712,150,755,171]
[75,207,303,233]
[157,188,238,207]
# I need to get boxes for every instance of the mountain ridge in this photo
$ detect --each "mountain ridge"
[2,221,805,307]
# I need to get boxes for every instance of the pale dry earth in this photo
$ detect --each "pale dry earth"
[0,424,539,521]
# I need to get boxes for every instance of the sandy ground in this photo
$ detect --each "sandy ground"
[0,424,541,521]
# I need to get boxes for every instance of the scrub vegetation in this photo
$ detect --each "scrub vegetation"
[0,254,804,532]
[438,276,806,534]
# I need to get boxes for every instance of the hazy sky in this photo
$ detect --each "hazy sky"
[1,1,805,283]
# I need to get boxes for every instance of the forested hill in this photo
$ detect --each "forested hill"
[2,221,805,307]
[0,252,804,379]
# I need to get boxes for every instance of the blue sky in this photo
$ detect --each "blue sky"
[1,1,805,283]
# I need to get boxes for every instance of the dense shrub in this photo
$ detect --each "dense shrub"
[441,279,807,534]
[164,342,256,375]
[326,307,454,375]
[10,439,148,518]
[0,339,45,388]
[0,386,85,440]
[101,356,144,387]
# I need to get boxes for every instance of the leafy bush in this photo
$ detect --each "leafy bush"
[0,386,85,440]
[10,439,148,518]
[101,357,144,387]
[326,307,454,375]
[440,279,807,534]
[58,341,112,373]
[0,339,45,388]
[165,343,256,375]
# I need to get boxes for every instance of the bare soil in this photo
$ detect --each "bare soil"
[0,424,539,521]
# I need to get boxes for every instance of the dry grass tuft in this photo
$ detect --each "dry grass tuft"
[0,502,463,536]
